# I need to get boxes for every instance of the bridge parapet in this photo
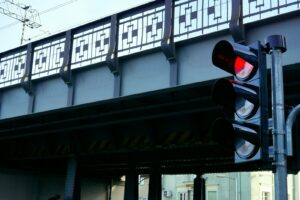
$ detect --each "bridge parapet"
[0,0,299,88]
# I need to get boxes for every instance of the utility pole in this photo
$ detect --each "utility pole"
[0,0,41,45]
[265,35,287,200]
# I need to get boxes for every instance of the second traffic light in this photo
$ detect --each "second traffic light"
[211,40,269,163]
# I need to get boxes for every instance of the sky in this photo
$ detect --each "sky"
[0,0,153,52]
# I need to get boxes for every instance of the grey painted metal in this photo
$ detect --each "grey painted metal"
[246,16,300,67]
[106,14,119,74]
[67,83,74,106]
[113,73,122,98]
[178,34,232,84]
[267,35,287,200]
[0,1,299,119]
[121,52,170,96]
[161,0,178,87]
[169,60,178,86]
[286,104,300,156]
[60,30,73,85]
[0,87,29,118]
[28,94,35,114]
[106,14,122,97]
[34,78,69,112]
[61,30,74,106]
[21,43,35,114]
[230,0,245,43]
[73,66,114,105]
[21,43,33,94]
[1,0,299,89]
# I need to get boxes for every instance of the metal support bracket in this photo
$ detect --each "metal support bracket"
[229,0,245,44]
[60,30,73,85]
[286,104,300,156]
[106,14,119,75]
[161,0,178,87]
[21,43,34,95]
[60,30,74,106]
[106,14,121,97]
[265,35,287,54]
[21,43,35,114]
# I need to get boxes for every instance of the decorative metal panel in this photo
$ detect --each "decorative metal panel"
[243,0,300,23]
[32,38,65,80]
[118,5,165,57]
[1,0,300,89]
[0,51,26,88]
[174,0,231,42]
[71,23,111,69]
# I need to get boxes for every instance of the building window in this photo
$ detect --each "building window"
[139,175,145,186]
[178,192,186,200]
[207,191,217,200]
[206,185,218,200]
[138,198,148,200]
[262,191,271,200]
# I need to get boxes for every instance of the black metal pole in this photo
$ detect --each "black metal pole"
[194,174,205,200]
[148,173,162,200]
[124,172,138,200]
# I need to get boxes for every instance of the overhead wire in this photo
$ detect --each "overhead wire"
[0,0,79,31]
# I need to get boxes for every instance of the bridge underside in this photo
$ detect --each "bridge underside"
[0,1,300,177]
[0,64,299,176]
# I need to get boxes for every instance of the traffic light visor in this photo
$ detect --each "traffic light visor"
[212,40,257,81]
[234,123,259,159]
[212,79,259,119]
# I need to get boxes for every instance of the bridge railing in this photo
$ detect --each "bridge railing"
[0,0,299,89]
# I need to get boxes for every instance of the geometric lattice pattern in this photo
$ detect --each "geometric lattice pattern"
[32,38,65,80]
[71,22,111,69]
[174,0,231,42]
[243,0,300,23]
[0,50,27,88]
[118,5,165,57]
[0,0,300,88]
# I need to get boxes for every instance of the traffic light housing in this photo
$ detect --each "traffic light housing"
[211,40,269,163]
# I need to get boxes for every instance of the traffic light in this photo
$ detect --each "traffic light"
[211,40,269,163]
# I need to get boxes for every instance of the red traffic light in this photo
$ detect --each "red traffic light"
[234,56,255,80]
[212,40,258,81]
[211,40,269,164]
